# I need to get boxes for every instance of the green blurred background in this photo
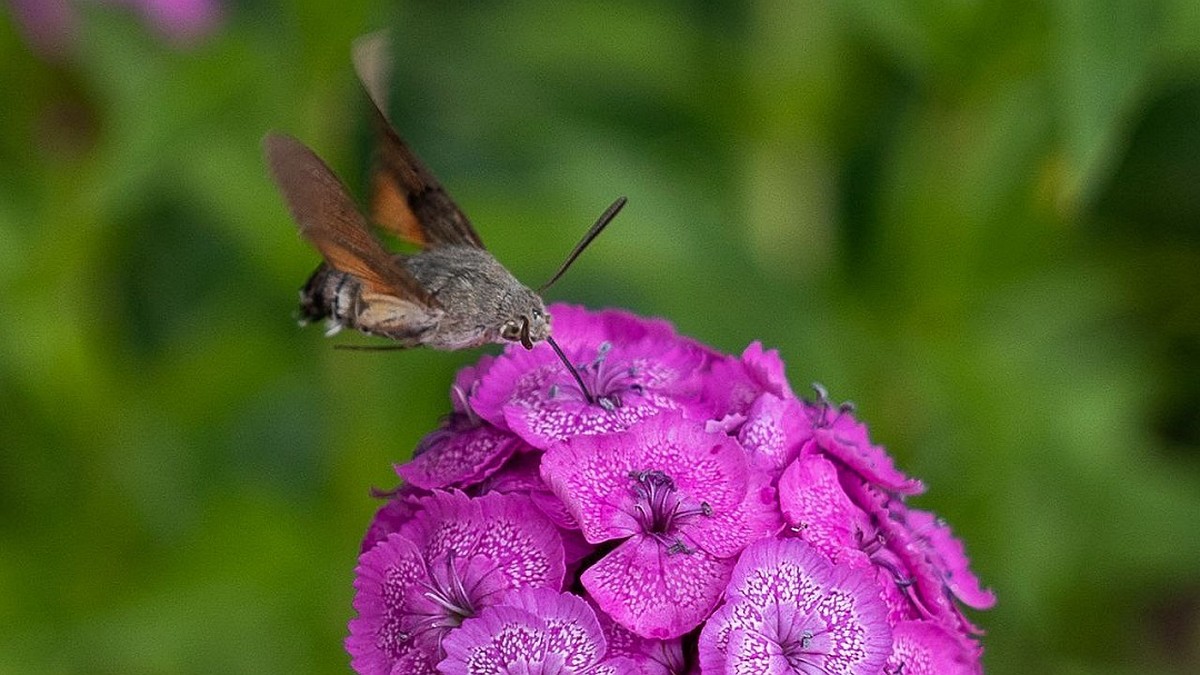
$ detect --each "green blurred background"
[3,1,1199,673]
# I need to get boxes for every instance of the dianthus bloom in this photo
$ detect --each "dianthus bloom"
[348,304,994,673]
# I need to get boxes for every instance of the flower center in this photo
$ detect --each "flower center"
[628,470,712,554]
[760,613,825,673]
[393,552,480,654]
[780,629,820,672]
[549,342,644,411]
[421,552,477,626]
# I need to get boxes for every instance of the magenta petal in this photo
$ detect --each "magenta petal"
[529,487,582,531]
[725,537,829,609]
[474,491,567,591]
[503,389,676,449]
[818,564,895,673]
[439,604,550,673]
[697,598,755,674]
[704,342,795,418]
[686,468,780,559]
[396,423,520,491]
[642,415,750,528]
[396,490,481,555]
[450,354,495,415]
[906,509,996,610]
[706,412,747,435]
[475,449,582,530]
[439,587,630,674]
[842,479,978,632]
[875,563,923,626]
[592,598,685,675]
[737,394,811,474]
[724,627,791,674]
[346,534,430,675]
[741,342,794,398]
[778,453,872,566]
[399,491,565,592]
[843,478,993,632]
[804,398,925,495]
[586,657,642,675]
[705,356,761,418]
[887,620,981,675]
[540,433,639,543]
[505,588,608,670]
[583,535,733,639]
[474,450,544,494]
[359,487,427,554]
[548,303,684,345]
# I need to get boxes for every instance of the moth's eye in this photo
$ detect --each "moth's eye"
[532,308,543,320]
[501,322,521,340]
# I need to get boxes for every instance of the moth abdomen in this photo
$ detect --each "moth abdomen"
[298,260,443,347]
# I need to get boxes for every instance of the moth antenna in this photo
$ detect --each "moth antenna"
[537,196,627,293]
[545,335,595,405]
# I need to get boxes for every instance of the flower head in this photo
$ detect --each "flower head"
[348,305,993,672]
[542,413,780,638]
[699,538,893,675]
[471,304,712,449]
[347,491,565,673]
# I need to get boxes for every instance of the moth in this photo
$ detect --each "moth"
[263,36,623,372]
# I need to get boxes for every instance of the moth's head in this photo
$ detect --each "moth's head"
[499,292,550,349]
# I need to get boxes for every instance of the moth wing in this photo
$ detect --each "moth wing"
[263,132,437,308]
[352,32,486,250]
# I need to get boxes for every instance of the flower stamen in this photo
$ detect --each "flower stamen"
[808,382,855,428]
[416,551,478,634]
[627,470,713,553]
[548,342,643,410]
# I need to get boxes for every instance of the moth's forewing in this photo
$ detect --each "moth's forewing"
[352,32,486,251]
[263,132,436,308]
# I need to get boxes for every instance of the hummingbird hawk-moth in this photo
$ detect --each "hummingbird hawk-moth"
[263,36,624,358]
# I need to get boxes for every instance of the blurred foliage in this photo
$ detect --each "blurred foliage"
[2,0,1200,673]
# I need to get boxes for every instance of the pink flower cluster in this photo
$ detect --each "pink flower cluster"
[9,0,219,57]
[349,304,994,674]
